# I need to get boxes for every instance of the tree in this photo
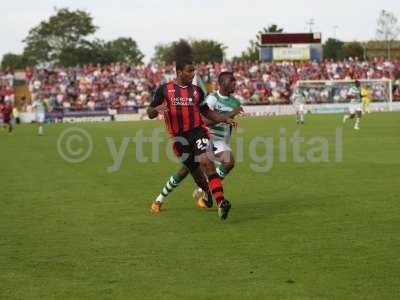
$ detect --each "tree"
[376,10,400,59]
[57,41,101,67]
[1,53,33,70]
[191,39,226,63]
[323,38,344,60]
[323,39,366,60]
[20,8,144,66]
[153,39,225,64]
[23,8,97,65]
[58,38,144,66]
[153,43,175,64]
[105,37,144,64]
[152,39,192,64]
[340,42,364,60]
[235,24,284,61]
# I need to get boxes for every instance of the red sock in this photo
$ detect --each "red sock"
[208,173,224,205]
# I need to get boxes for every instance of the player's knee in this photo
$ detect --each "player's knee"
[199,155,214,173]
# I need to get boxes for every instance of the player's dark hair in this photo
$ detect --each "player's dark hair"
[218,71,234,84]
[176,59,193,72]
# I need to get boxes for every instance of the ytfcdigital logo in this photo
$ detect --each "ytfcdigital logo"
[57,128,93,163]
[57,127,343,173]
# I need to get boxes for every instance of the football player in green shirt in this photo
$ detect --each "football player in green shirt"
[150,72,242,212]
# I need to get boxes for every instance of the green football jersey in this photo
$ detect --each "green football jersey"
[348,86,362,104]
[293,88,305,104]
[32,100,46,114]
[206,91,241,143]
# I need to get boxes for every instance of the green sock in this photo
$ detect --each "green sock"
[216,165,226,179]
[156,173,183,202]
[172,174,184,184]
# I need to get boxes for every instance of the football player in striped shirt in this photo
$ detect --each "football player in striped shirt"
[343,80,362,130]
[147,60,236,220]
[151,72,242,211]
[291,84,305,124]
[0,100,13,134]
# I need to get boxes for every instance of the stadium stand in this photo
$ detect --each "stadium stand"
[1,58,399,113]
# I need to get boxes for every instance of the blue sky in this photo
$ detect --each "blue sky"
[1,0,399,62]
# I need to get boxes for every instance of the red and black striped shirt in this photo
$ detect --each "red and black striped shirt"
[0,103,12,120]
[150,81,209,136]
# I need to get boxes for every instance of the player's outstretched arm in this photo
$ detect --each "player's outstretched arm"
[204,106,243,126]
[203,109,235,126]
[229,106,244,118]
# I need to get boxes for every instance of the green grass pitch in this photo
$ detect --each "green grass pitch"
[1,113,400,299]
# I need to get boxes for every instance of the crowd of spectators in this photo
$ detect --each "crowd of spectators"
[197,58,400,104]
[0,70,15,104]
[23,64,159,113]
[1,58,400,112]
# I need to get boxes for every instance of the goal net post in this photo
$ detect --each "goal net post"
[296,79,393,112]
